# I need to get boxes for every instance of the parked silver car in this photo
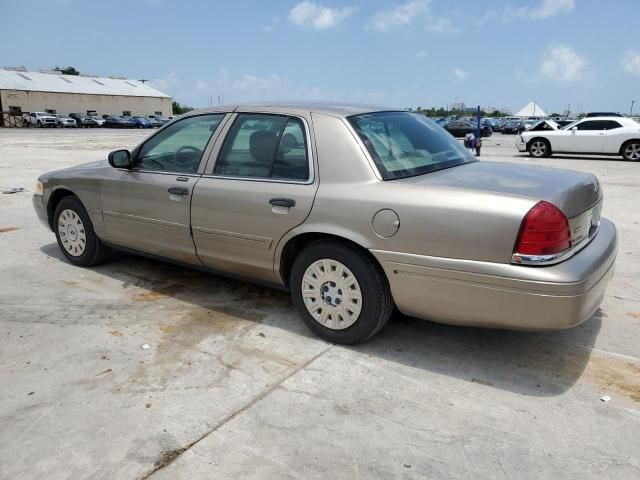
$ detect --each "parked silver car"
[33,104,617,343]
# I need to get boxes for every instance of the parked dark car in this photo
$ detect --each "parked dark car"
[69,113,98,128]
[104,116,135,128]
[585,112,625,118]
[444,121,492,138]
[145,117,164,128]
[129,116,153,128]
[501,120,525,134]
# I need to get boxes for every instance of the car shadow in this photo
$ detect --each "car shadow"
[40,244,602,398]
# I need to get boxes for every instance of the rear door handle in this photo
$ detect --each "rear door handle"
[269,198,296,208]
[168,187,189,196]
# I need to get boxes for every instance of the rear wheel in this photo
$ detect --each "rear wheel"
[290,241,394,344]
[621,141,640,161]
[54,196,110,266]
[528,138,551,158]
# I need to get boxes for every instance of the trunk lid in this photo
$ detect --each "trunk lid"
[401,161,601,218]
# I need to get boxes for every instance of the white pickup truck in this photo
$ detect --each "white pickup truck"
[26,112,57,128]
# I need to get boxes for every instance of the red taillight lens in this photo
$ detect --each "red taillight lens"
[515,201,572,256]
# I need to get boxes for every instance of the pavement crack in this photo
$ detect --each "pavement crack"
[137,343,334,479]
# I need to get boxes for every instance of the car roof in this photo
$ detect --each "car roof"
[579,116,637,125]
[182,102,397,118]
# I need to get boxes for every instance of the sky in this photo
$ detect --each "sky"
[1,0,639,114]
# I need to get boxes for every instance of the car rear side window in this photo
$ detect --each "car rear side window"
[348,112,476,180]
[602,120,622,130]
[214,113,310,181]
[137,114,225,174]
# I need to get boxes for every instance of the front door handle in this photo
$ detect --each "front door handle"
[168,187,189,196]
[269,198,296,208]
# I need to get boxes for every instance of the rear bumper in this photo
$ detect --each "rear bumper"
[371,218,617,331]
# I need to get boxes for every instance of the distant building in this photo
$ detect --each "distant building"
[451,102,465,111]
[0,67,171,125]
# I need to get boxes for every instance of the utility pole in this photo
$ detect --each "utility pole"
[138,79,148,84]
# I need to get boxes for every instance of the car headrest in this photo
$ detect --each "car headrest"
[279,133,297,154]
[250,130,278,163]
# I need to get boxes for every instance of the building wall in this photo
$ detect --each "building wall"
[0,89,172,117]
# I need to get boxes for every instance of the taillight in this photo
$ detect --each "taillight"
[514,201,572,257]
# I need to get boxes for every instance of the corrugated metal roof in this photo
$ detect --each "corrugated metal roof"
[0,69,170,98]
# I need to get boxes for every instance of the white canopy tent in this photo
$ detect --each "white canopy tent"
[514,101,547,118]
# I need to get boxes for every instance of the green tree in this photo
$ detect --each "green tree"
[172,101,193,115]
[54,66,80,75]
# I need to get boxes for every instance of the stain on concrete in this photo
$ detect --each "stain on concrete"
[0,226,18,233]
[132,284,186,301]
[62,279,98,293]
[110,330,123,337]
[334,404,352,415]
[153,448,187,470]
[583,354,640,402]
[471,378,494,387]
[626,312,640,319]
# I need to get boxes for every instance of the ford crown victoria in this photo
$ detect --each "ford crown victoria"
[33,104,617,343]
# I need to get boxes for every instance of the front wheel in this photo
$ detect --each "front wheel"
[622,141,640,161]
[54,196,110,266]
[290,241,394,344]
[528,139,551,158]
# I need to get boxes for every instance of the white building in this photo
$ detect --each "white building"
[0,68,172,125]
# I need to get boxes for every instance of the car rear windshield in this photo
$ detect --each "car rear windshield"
[348,112,476,180]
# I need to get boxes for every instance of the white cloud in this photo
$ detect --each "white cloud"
[288,1,354,30]
[452,68,468,80]
[368,0,430,31]
[425,16,460,33]
[195,80,210,93]
[622,50,640,76]
[189,68,407,106]
[415,50,428,59]
[148,72,179,95]
[540,44,588,82]
[516,0,575,20]
[263,16,280,32]
[367,0,459,33]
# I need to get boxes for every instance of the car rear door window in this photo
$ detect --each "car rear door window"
[602,120,622,130]
[214,113,310,181]
[137,114,225,174]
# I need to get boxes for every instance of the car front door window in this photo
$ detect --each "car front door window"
[137,114,225,174]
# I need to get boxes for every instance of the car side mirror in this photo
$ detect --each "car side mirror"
[108,149,133,169]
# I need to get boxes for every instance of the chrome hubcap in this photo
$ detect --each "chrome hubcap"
[531,141,546,157]
[58,209,87,256]
[301,259,362,330]
[625,143,640,160]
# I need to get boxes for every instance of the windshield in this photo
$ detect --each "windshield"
[348,112,476,180]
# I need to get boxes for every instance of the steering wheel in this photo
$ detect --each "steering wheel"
[144,157,165,170]
[174,146,202,168]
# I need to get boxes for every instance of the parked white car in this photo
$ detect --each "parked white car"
[53,114,77,128]
[26,112,57,128]
[89,116,105,127]
[517,117,640,161]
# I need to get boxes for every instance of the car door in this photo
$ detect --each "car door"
[564,120,606,153]
[600,120,625,153]
[100,113,229,264]
[191,111,318,283]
